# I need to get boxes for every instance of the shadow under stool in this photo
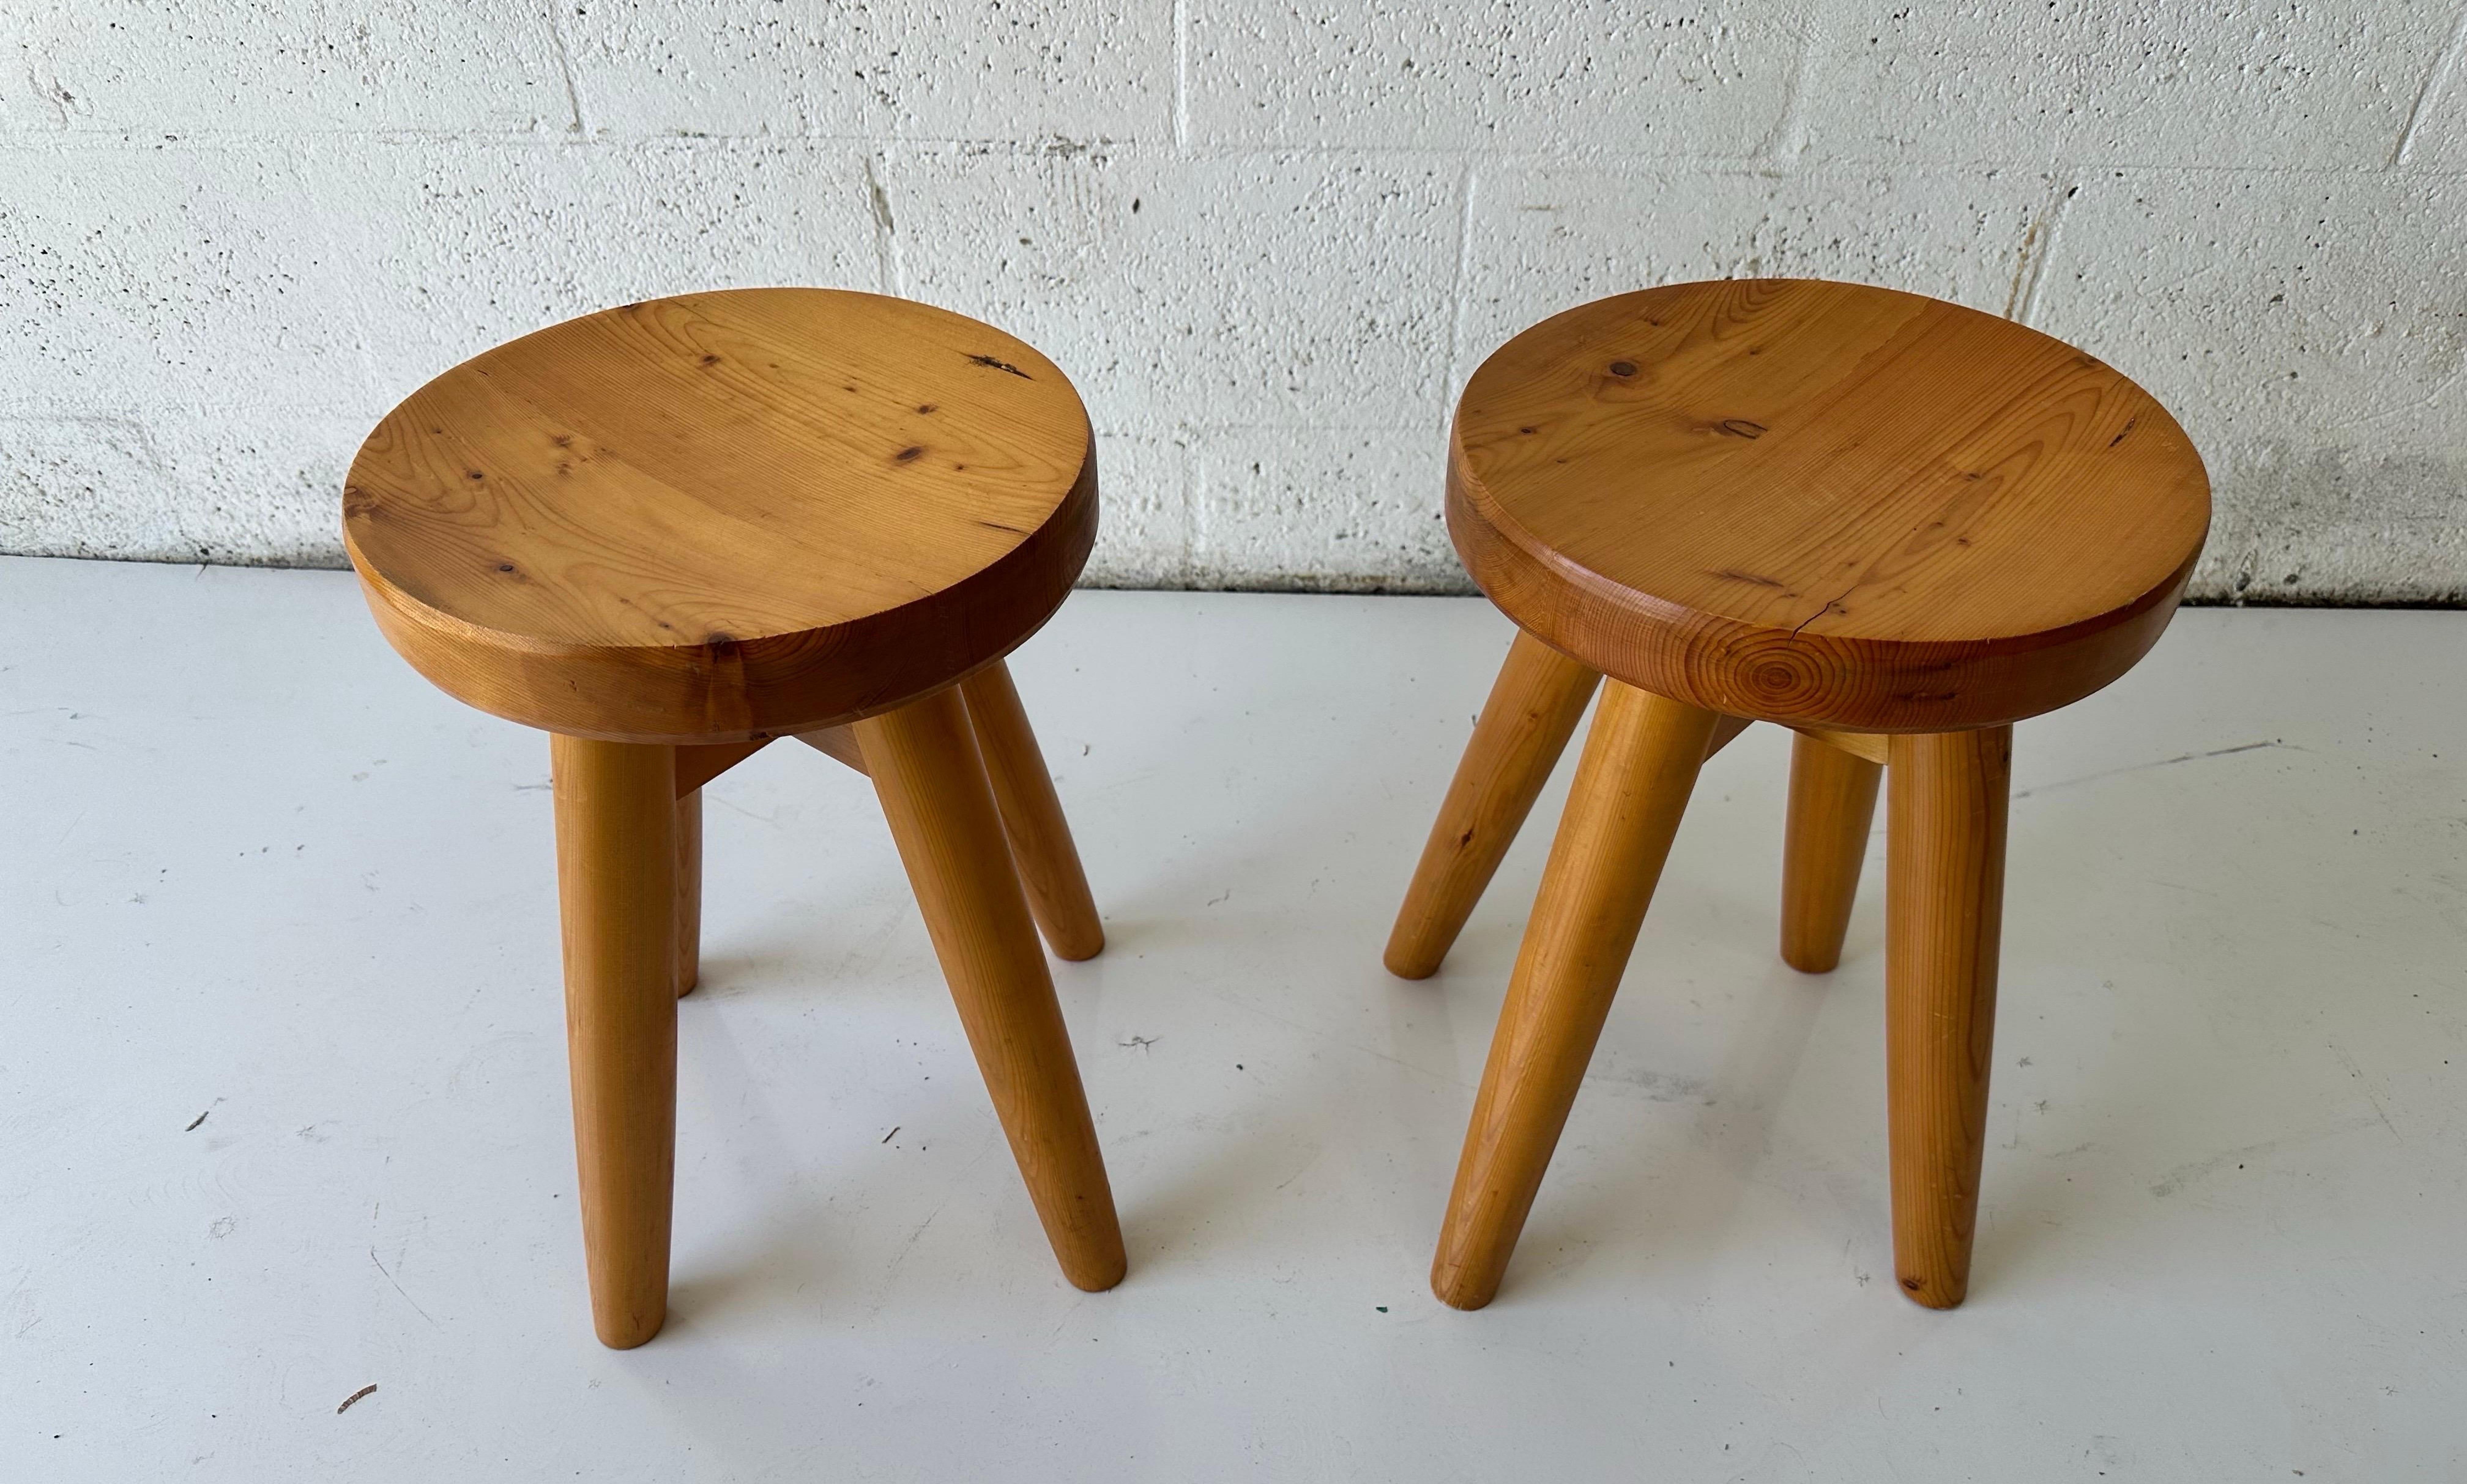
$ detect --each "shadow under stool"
[1386,278,2212,1311]
[343,288,1125,1347]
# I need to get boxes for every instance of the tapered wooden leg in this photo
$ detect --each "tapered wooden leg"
[959,660,1104,962]
[1780,733,1883,974]
[675,790,702,996]
[1386,630,1603,980]
[549,735,680,1349]
[1430,683,1718,1309]
[854,686,1126,1291]
[1885,726,2011,1310]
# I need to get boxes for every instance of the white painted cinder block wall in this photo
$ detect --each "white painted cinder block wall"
[3,3,2464,600]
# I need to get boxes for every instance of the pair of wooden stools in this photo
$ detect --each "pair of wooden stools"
[344,280,2208,1345]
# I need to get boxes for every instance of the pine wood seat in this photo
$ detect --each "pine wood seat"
[1450,279,2208,733]
[344,288,1097,742]
[1393,279,2210,1312]
[345,288,1124,1349]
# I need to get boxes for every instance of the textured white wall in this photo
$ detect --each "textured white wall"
[2,3,2463,600]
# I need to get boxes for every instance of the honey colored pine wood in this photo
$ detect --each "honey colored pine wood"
[1794,726,1890,766]
[1886,727,2011,1308]
[1385,631,1602,980]
[1415,280,2206,1313]
[675,790,702,997]
[1780,733,1882,974]
[1430,682,1718,1310]
[1449,279,2210,733]
[344,288,1098,744]
[960,660,1105,961]
[551,736,679,1349]
[1385,633,1756,981]
[349,290,1123,1345]
[853,687,1126,1291]
[795,724,869,775]
[675,739,771,797]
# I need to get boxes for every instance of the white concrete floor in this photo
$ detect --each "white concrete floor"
[2,555,2463,1481]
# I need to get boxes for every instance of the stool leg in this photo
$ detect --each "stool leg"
[1885,727,2011,1309]
[1780,733,1883,973]
[1385,629,1601,979]
[1431,682,1717,1309]
[854,686,1127,1292]
[959,660,1104,962]
[549,736,679,1349]
[675,789,702,996]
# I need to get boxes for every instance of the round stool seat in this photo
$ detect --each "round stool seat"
[344,288,1097,744]
[1449,279,2210,732]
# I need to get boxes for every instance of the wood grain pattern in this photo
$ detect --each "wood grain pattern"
[1429,682,1717,1309]
[1780,732,1881,974]
[853,687,1126,1291]
[960,660,1104,962]
[550,736,679,1349]
[1385,630,1602,980]
[1886,726,2011,1309]
[345,289,1099,744]
[353,292,1121,1343]
[1449,279,2210,732]
[675,789,702,997]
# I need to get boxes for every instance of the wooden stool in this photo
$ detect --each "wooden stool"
[1390,279,2210,1311]
[344,288,1125,1347]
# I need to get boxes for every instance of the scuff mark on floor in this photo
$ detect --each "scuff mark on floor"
[2014,740,2292,800]
[369,1247,436,1326]
[2148,1116,2376,1196]
[2329,1042,2405,1144]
